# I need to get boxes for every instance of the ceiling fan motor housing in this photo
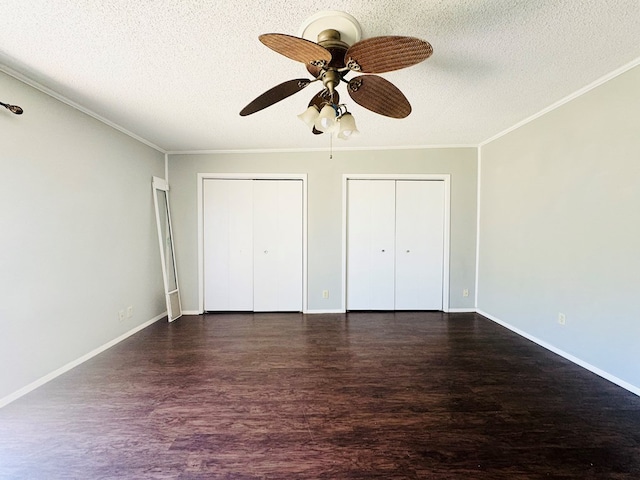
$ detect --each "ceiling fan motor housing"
[317,29,349,68]
[316,29,349,98]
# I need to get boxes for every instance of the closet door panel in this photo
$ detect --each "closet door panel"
[253,180,303,312]
[347,180,396,310]
[275,180,303,311]
[203,179,253,311]
[395,180,444,310]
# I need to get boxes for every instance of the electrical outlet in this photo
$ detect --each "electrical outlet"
[463,289,469,297]
[118,310,126,322]
[127,306,134,318]
[558,313,566,325]
[322,290,329,299]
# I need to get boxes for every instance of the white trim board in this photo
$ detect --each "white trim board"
[0,64,166,154]
[479,56,640,147]
[304,309,347,314]
[474,147,482,310]
[167,144,477,155]
[0,312,167,409]
[341,174,451,313]
[197,173,309,314]
[309,309,474,314]
[477,310,640,398]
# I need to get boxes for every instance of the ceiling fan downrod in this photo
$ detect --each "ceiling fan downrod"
[315,29,350,102]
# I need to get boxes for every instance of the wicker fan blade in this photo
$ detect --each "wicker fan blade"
[260,33,332,66]
[346,36,432,74]
[240,79,311,116]
[307,89,340,134]
[347,75,411,118]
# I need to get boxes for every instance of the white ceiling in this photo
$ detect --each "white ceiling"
[1,1,639,152]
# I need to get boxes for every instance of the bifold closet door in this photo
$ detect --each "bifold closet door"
[395,180,444,310]
[203,179,254,311]
[204,178,303,312]
[346,179,445,311]
[346,180,396,310]
[253,180,303,312]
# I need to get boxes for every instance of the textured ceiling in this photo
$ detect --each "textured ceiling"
[1,1,639,152]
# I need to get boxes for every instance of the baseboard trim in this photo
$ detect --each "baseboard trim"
[0,312,167,409]
[182,309,349,315]
[304,309,477,314]
[304,309,347,314]
[477,309,640,398]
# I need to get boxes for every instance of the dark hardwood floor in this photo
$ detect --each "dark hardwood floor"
[1,312,639,479]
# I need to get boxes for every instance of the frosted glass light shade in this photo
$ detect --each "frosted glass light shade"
[297,105,319,128]
[337,113,359,139]
[314,104,337,132]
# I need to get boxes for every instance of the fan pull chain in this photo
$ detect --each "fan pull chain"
[329,133,333,159]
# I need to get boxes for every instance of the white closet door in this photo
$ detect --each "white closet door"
[347,180,396,310]
[395,180,444,310]
[253,180,303,312]
[203,179,254,311]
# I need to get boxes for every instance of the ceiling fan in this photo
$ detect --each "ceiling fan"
[239,11,432,138]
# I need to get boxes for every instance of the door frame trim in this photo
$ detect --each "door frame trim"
[152,176,183,322]
[341,174,451,312]
[197,173,308,314]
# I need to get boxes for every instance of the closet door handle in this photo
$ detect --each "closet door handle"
[264,250,269,254]
[406,250,410,253]
[381,249,385,253]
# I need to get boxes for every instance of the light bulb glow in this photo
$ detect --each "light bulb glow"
[314,104,338,133]
[337,113,358,139]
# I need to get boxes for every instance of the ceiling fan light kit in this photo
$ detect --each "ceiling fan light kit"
[297,105,320,128]
[336,112,358,139]
[240,11,432,139]
[315,104,337,132]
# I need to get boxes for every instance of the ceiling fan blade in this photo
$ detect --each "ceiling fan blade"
[347,75,411,118]
[240,79,311,116]
[345,36,433,74]
[259,33,332,66]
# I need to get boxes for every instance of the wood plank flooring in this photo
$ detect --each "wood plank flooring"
[1,312,639,479]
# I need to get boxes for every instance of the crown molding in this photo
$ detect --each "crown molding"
[479,56,640,148]
[0,64,166,154]
[167,144,478,155]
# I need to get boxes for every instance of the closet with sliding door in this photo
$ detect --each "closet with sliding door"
[346,178,446,311]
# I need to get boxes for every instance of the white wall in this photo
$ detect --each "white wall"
[478,64,640,392]
[0,71,167,402]
[168,147,478,312]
